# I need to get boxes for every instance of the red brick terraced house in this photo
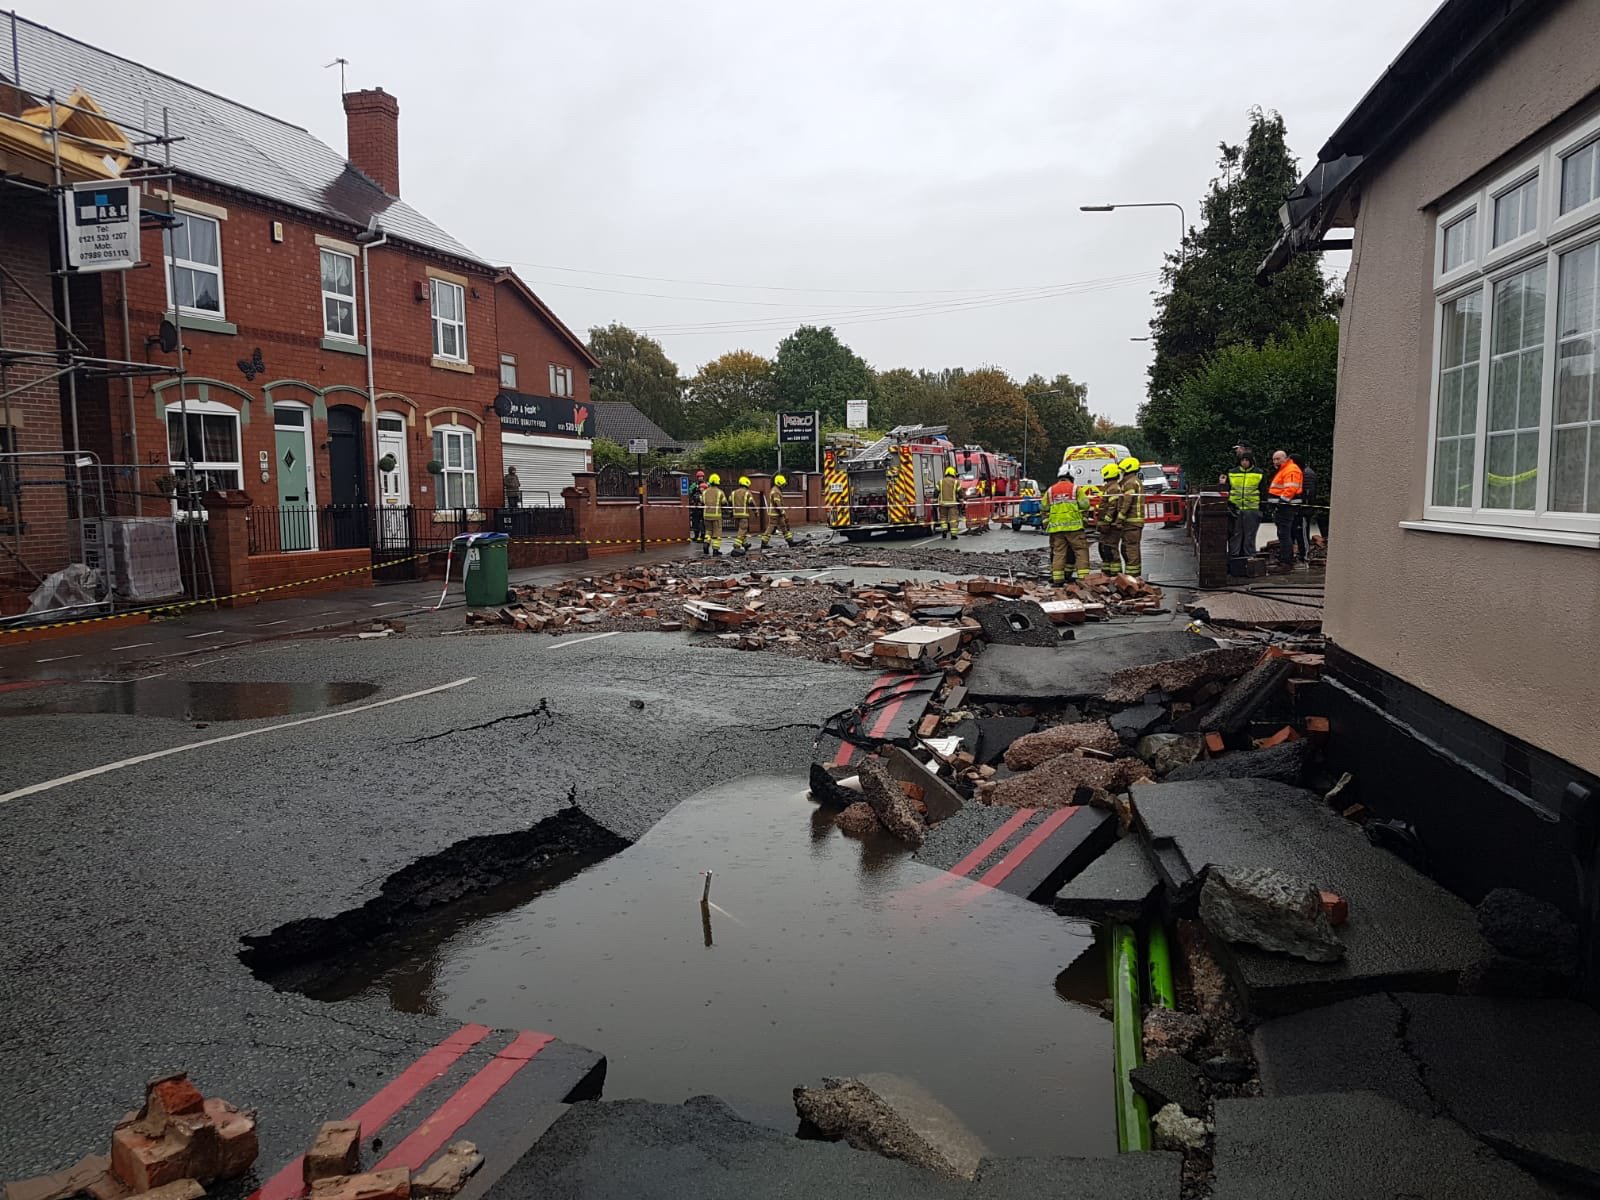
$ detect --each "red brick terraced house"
[3,14,539,600]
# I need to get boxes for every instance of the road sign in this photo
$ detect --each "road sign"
[63,180,139,272]
[628,438,650,455]
[778,411,818,445]
[846,398,869,430]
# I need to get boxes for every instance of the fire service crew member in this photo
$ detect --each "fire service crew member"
[1096,462,1125,574]
[688,470,707,544]
[1266,449,1304,574]
[938,465,961,538]
[1115,455,1145,578]
[762,474,795,549]
[731,476,755,555]
[701,473,725,556]
[1045,464,1088,584]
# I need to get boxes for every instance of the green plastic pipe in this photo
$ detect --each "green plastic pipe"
[1147,921,1176,1009]
[1110,923,1152,1152]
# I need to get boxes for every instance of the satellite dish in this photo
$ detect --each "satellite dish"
[157,319,179,354]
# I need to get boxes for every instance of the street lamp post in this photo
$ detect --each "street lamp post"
[1079,202,1187,262]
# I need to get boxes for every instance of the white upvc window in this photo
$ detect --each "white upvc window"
[165,398,242,498]
[431,279,467,361]
[549,364,574,397]
[321,249,358,340]
[500,353,518,388]
[165,211,225,317]
[432,425,477,509]
[1425,113,1600,537]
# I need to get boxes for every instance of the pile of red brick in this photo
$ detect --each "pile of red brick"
[298,1123,479,1200]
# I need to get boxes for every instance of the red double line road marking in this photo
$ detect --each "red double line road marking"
[376,1030,554,1171]
[250,1024,492,1200]
[831,674,922,766]
[893,808,1038,904]
[976,806,1079,888]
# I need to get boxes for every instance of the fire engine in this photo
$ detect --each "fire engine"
[823,425,956,540]
[952,446,1022,526]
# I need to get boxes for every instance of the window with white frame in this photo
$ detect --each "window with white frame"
[166,211,224,316]
[549,363,574,397]
[321,249,357,340]
[500,353,518,388]
[432,425,477,509]
[1427,109,1600,533]
[165,400,241,498]
[431,279,467,361]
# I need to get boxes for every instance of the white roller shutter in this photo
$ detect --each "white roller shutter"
[501,434,590,506]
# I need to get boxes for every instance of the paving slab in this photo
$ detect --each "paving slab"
[965,632,1208,702]
[1132,780,1493,1014]
[1254,993,1600,1189]
[479,1096,1182,1200]
[1054,836,1160,923]
[1209,1091,1547,1199]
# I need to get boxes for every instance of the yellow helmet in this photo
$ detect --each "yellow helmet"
[1119,456,1140,474]
[738,475,751,487]
[773,474,787,486]
[945,466,957,476]
[1101,462,1121,480]
[708,473,721,485]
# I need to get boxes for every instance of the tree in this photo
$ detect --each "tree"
[1020,372,1094,474]
[587,323,685,437]
[870,367,968,439]
[1141,109,1334,457]
[773,326,872,427]
[951,368,1043,462]
[683,350,776,437]
[1169,317,1338,487]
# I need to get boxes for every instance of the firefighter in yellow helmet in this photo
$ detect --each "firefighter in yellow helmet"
[1096,461,1125,574]
[937,465,961,538]
[701,473,725,556]
[1115,456,1146,577]
[730,475,754,555]
[763,473,795,549]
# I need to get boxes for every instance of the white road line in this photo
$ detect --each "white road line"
[254,620,288,628]
[185,629,226,640]
[546,631,620,650]
[908,537,942,549]
[35,654,81,663]
[111,642,154,651]
[370,601,402,607]
[0,677,476,805]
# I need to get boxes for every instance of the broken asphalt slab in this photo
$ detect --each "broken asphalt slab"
[1131,779,1493,1014]
[479,1096,1182,1200]
[1253,992,1600,1189]
[1165,740,1309,785]
[965,631,1207,703]
[1053,835,1160,924]
[912,803,1115,901]
[1208,1091,1548,1200]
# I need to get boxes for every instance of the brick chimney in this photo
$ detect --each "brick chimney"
[343,87,400,196]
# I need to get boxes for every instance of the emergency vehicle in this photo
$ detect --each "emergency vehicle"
[823,425,956,539]
[952,446,1022,525]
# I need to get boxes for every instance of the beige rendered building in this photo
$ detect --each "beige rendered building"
[1263,0,1600,939]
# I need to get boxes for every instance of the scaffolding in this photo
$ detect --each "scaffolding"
[0,12,216,621]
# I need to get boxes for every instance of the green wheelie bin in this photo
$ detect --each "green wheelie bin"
[457,532,510,606]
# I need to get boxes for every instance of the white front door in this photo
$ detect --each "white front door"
[376,415,410,548]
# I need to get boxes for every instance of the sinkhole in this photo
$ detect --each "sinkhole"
[250,777,1113,1157]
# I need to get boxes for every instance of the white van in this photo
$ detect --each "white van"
[1059,443,1131,487]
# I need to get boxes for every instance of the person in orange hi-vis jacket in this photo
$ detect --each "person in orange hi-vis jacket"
[1266,449,1304,574]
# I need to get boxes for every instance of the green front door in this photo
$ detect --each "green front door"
[274,408,313,551]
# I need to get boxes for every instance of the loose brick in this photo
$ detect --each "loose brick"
[303,1122,361,1184]
[308,1171,409,1200]
[1203,732,1226,755]
[146,1075,206,1119]
[1320,890,1349,926]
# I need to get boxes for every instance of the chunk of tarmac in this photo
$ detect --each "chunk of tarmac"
[1132,780,1492,1014]
[965,631,1207,703]
[794,1075,988,1180]
[1208,1091,1548,1199]
[914,803,1116,902]
[1054,835,1160,923]
[1252,992,1600,1190]
[477,1096,1182,1200]
[1166,740,1309,785]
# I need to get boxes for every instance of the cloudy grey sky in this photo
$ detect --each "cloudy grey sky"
[48,0,1433,421]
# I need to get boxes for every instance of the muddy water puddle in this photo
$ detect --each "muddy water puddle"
[0,679,379,721]
[305,777,1112,1157]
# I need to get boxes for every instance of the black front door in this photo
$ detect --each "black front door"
[327,405,367,549]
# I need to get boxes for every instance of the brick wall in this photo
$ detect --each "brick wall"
[493,279,592,407]
[96,181,505,523]
[0,190,74,613]
[563,475,688,557]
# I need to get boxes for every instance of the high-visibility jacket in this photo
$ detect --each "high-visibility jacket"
[730,486,752,517]
[1268,461,1303,502]
[1097,480,1123,528]
[767,485,785,515]
[1119,475,1145,525]
[938,475,960,504]
[1226,470,1263,511]
[1044,479,1084,533]
[702,485,724,517]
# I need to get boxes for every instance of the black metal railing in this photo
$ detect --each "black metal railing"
[247,504,373,555]
[491,506,576,538]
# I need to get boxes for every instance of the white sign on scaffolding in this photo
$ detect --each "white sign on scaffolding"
[63,180,140,272]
